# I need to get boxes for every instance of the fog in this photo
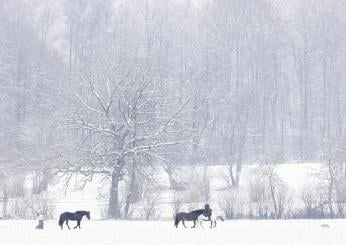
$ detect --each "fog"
[0,0,345,219]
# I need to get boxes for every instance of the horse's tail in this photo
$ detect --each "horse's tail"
[58,214,64,227]
[174,214,179,228]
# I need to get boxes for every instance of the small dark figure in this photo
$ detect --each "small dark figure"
[35,212,44,230]
[58,210,90,230]
[35,220,44,230]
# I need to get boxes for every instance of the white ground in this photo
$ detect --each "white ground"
[0,219,345,245]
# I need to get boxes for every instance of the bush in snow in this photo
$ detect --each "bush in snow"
[9,194,55,219]
[218,189,245,219]
[184,167,210,203]
[247,165,292,219]
[0,173,26,218]
[171,191,184,217]
[300,183,326,218]
[247,167,271,218]
[141,188,161,220]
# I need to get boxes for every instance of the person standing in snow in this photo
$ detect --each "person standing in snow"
[203,204,213,228]
[204,204,212,220]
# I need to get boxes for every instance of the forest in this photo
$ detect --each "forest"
[0,0,345,220]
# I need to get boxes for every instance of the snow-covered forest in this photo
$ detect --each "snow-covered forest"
[0,0,346,222]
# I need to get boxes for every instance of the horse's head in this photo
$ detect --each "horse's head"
[86,211,91,220]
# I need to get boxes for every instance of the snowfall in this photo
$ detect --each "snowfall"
[1,163,344,245]
[0,219,345,245]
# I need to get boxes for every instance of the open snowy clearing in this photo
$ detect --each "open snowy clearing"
[0,219,345,245]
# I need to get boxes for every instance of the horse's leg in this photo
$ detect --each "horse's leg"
[66,220,70,229]
[200,219,204,229]
[73,218,81,229]
[75,220,81,229]
[191,220,196,228]
[74,220,79,229]
[210,220,213,229]
[182,220,187,228]
[176,218,180,228]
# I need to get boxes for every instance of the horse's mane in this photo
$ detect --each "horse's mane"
[190,209,204,214]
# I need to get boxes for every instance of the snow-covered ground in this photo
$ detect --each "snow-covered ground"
[0,219,345,245]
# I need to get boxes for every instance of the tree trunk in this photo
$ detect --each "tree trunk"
[235,162,241,187]
[228,164,236,187]
[165,165,176,190]
[108,166,121,219]
[124,165,136,219]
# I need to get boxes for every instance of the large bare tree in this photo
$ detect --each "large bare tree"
[62,61,191,218]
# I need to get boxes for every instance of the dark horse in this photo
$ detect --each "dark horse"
[174,209,208,228]
[58,211,90,229]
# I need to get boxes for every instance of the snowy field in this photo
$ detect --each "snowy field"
[0,219,345,245]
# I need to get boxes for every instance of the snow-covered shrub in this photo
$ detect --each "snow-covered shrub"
[10,174,26,198]
[247,168,271,218]
[185,167,210,203]
[311,159,346,218]
[272,181,293,219]
[141,188,160,220]
[218,189,245,219]
[335,180,346,218]
[32,169,52,194]
[10,198,29,218]
[202,166,211,203]
[247,165,293,219]
[300,183,323,218]
[0,173,26,217]
[100,206,112,220]
[171,191,184,217]
[10,194,55,219]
